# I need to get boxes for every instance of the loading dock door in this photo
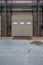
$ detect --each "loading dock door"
[12,12,33,36]
[0,15,1,36]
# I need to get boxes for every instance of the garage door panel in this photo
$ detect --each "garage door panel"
[12,24,32,36]
[12,12,33,36]
[12,12,32,22]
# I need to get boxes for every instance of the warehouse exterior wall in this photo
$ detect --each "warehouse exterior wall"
[0,0,43,37]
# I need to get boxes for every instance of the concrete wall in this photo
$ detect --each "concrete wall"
[1,12,6,36]
[0,15,1,36]
[33,11,38,36]
[12,12,33,36]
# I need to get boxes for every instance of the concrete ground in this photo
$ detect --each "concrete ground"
[0,37,43,40]
[0,39,43,65]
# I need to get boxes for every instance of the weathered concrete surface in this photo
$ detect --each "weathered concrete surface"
[0,14,1,36]
[0,40,43,65]
[0,37,43,40]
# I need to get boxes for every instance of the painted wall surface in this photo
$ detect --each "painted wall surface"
[12,12,33,36]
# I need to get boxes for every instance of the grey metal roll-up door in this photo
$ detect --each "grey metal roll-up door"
[12,12,33,36]
[0,14,1,36]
